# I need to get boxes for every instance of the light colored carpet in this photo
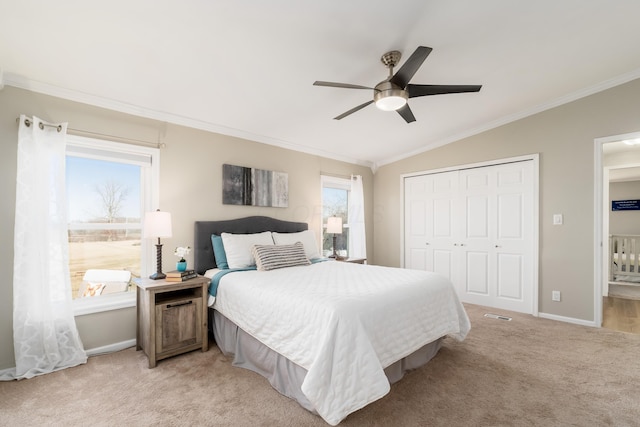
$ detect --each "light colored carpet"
[1,304,639,427]
[609,283,640,300]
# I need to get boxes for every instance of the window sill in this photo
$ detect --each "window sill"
[73,291,136,316]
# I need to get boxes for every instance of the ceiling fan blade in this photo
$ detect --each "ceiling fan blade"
[396,104,416,123]
[314,81,374,90]
[390,46,432,88]
[407,84,482,98]
[334,100,374,120]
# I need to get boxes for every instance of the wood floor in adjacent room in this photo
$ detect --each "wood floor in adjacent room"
[602,296,640,334]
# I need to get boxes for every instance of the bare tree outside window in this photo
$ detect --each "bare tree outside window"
[95,180,130,241]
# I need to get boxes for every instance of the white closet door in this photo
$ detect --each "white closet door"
[404,160,534,314]
[404,171,459,281]
[458,161,534,313]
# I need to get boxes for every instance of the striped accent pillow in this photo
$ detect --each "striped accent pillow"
[252,242,311,271]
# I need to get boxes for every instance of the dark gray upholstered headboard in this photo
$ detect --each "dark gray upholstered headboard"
[194,216,308,275]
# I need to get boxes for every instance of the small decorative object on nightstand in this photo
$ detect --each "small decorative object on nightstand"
[174,246,191,271]
[136,275,209,368]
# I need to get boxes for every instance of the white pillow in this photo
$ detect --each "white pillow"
[272,230,321,260]
[221,231,274,268]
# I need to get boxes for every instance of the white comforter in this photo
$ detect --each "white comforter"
[213,261,470,425]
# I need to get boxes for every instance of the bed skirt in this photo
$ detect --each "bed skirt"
[212,309,444,415]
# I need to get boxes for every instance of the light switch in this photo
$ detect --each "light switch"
[553,214,563,225]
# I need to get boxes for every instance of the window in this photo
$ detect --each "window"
[66,135,159,313]
[321,176,350,257]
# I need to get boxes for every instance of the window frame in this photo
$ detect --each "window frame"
[67,135,159,316]
[320,175,351,257]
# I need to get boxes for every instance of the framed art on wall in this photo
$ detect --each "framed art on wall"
[222,164,288,207]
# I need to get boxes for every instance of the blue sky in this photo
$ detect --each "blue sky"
[66,156,141,222]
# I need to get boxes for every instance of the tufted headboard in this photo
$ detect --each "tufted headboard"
[193,216,308,275]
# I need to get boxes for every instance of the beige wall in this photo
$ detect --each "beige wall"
[374,78,640,322]
[0,86,373,370]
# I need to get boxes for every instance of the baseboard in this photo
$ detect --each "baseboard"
[538,311,597,328]
[85,339,136,357]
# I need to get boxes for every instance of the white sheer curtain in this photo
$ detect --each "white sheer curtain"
[0,115,86,380]
[348,175,367,259]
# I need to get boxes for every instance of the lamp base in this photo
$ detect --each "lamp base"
[150,241,166,280]
[149,272,166,280]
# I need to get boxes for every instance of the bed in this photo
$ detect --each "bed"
[194,216,470,425]
[609,234,640,283]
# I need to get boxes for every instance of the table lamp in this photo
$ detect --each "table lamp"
[143,209,172,280]
[326,216,343,259]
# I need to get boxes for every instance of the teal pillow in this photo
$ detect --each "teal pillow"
[211,234,229,270]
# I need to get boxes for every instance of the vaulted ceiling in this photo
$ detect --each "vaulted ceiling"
[2,1,640,169]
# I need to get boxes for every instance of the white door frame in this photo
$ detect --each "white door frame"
[400,153,540,316]
[594,130,640,327]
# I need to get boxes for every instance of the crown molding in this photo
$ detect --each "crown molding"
[374,67,640,170]
[6,67,640,173]
[3,73,374,170]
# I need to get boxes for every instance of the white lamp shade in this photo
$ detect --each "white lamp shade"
[143,211,172,238]
[326,216,343,234]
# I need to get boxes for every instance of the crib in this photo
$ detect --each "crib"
[609,234,640,283]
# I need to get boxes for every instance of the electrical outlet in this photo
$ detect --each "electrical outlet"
[552,291,561,302]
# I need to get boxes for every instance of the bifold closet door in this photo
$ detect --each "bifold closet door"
[404,171,459,281]
[404,160,534,314]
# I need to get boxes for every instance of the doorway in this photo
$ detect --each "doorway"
[595,131,640,331]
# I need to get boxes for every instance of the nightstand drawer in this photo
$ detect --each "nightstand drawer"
[155,296,203,354]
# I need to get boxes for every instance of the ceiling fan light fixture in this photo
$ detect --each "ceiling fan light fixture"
[374,89,408,111]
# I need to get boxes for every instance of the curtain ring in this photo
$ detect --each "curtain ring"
[56,125,62,133]
[38,122,44,130]
[24,118,31,128]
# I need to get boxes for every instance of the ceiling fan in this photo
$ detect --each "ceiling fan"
[313,46,482,123]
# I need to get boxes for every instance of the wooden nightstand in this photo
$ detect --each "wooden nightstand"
[337,257,367,264]
[136,276,209,368]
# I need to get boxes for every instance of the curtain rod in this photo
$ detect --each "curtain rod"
[17,117,63,132]
[15,117,164,148]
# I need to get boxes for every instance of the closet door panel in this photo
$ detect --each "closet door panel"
[497,253,523,300]
[498,193,523,239]
[466,195,489,238]
[433,249,454,281]
[465,251,489,295]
